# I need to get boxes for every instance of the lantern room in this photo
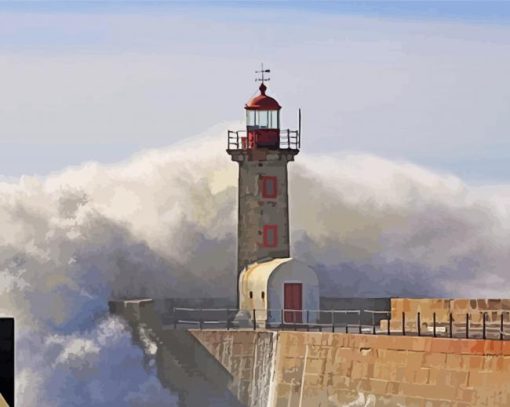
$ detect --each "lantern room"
[245,83,281,149]
[226,68,301,152]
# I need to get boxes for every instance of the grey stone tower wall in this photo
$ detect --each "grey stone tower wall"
[229,149,298,274]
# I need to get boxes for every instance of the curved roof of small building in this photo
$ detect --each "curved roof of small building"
[245,83,281,111]
[239,257,318,293]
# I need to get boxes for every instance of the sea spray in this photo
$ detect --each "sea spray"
[248,332,277,407]
[2,125,510,404]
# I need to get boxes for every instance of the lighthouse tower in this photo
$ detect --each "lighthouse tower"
[227,67,300,277]
[227,68,319,328]
[228,67,318,326]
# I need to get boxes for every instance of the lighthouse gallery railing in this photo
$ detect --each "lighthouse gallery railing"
[227,129,300,151]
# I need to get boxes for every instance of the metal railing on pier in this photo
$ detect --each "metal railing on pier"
[170,307,510,341]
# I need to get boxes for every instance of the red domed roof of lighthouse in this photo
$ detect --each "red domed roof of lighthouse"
[245,83,281,110]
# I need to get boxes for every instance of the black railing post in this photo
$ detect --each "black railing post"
[449,313,453,338]
[483,312,486,340]
[466,313,469,339]
[306,310,310,332]
[433,312,437,338]
[252,309,256,331]
[402,312,406,336]
[417,312,421,337]
[387,312,391,336]
[372,312,376,335]
[332,311,335,333]
[358,312,362,334]
[501,313,504,341]
[345,321,348,334]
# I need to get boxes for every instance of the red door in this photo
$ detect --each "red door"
[284,283,303,323]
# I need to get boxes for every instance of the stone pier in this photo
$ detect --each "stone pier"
[111,299,510,406]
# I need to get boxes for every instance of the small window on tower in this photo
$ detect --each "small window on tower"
[263,225,278,248]
[261,176,277,199]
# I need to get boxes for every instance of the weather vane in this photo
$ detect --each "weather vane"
[255,63,271,83]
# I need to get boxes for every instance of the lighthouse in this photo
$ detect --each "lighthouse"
[228,67,319,327]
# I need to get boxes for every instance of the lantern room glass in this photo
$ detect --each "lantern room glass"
[246,110,279,129]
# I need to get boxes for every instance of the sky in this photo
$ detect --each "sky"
[1,1,510,182]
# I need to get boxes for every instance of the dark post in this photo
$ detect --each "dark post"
[466,313,469,339]
[483,312,486,340]
[0,319,14,407]
[402,312,406,336]
[433,312,437,338]
[345,321,348,334]
[501,313,504,341]
[449,313,453,338]
[358,312,362,334]
[372,312,376,335]
[252,309,256,331]
[387,312,391,336]
[306,310,310,332]
[332,311,335,333]
[417,312,421,336]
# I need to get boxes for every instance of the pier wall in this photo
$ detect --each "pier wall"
[110,299,510,406]
[192,330,510,407]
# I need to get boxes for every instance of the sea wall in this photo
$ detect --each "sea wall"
[384,298,510,334]
[192,330,510,407]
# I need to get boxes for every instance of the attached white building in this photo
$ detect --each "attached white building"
[238,257,319,327]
